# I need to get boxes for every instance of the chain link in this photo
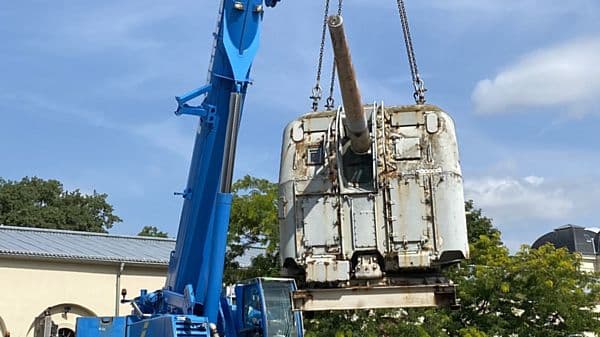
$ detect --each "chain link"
[325,0,343,110]
[310,0,332,112]
[396,0,427,104]
[314,0,425,108]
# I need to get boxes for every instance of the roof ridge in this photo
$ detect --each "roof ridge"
[0,224,175,242]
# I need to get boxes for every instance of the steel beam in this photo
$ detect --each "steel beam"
[292,284,456,311]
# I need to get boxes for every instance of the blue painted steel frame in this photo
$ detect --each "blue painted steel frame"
[133,0,281,325]
[166,0,269,322]
[77,3,292,337]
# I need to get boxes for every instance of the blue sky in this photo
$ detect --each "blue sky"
[1,1,599,251]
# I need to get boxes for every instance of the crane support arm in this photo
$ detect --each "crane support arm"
[130,0,281,323]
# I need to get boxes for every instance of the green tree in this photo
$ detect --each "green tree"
[305,201,499,337]
[465,199,500,245]
[443,202,600,337]
[138,225,169,238]
[0,176,121,232]
[221,178,600,336]
[463,200,505,265]
[305,308,450,337]
[224,175,279,284]
[448,242,600,337]
[457,327,488,337]
[307,202,600,337]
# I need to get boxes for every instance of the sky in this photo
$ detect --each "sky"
[1,0,599,251]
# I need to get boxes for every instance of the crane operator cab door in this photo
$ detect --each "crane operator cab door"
[235,278,303,337]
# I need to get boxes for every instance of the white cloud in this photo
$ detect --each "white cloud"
[134,119,195,159]
[464,176,574,221]
[523,176,544,186]
[464,174,600,251]
[0,92,114,128]
[27,3,182,53]
[472,37,600,114]
[2,92,195,159]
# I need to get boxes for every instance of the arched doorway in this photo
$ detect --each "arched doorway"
[26,304,96,337]
[0,316,8,337]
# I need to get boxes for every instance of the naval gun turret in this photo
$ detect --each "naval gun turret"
[278,15,469,311]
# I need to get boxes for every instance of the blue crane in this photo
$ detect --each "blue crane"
[76,1,303,336]
[74,0,470,334]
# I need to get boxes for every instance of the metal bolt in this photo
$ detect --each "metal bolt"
[254,4,264,13]
[233,2,244,10]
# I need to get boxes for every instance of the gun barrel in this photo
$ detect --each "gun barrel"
[328,15,370,154]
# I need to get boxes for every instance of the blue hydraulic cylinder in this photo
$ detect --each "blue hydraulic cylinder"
[164,0,276,319]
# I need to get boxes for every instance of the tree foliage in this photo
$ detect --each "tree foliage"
[0,176,121,232]
[465,200,500,245]
[221,177,600,336]
[224,175,279,284]
[304,308,451,337]
[138,225,169,238]
[305,200,600,337]
[448,242,600,337]
[443,202,600,336]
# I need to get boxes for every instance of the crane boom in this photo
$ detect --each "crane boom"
[75,2,469,336]
[167,0,269,322]
[76,2,307,337]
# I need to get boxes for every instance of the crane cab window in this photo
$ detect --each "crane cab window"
[262,282,298,337]
[243,287,263,329]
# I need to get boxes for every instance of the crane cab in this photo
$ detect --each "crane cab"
[233,278,303,337]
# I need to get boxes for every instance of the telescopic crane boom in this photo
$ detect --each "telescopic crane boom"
[75,1,469,336]
[76,2,304,337]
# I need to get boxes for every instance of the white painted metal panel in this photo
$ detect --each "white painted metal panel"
[278,105,468,290]
[389,178,429,247]
[300,196,338,248]
[350,195,377,250]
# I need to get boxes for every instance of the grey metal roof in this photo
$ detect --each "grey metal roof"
[532,224,597,255]
[0,225,175,265]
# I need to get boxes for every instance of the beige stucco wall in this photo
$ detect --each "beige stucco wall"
[0,256,167,337]
[580,256,596,273]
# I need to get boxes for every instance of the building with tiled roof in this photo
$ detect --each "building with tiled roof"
[0,225,175,337]
[532,224,599,273]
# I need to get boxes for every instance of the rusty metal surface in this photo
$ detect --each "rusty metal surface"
[292,283,456,311]
[279,103,469,287]
[327,15,370,154]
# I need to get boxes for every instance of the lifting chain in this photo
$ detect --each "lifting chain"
[396,0,427,104]
[310,0,343,112]
[312,0,424,109]
[309,0,331,112]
